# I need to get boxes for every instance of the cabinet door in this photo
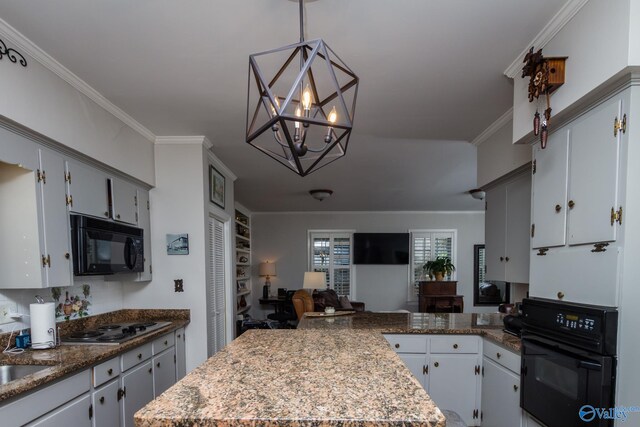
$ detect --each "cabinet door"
[28,394,92,427]
[567,97,621,245]
[505,173,531,284]
[531,131,569,249]
[481,357,522,427]
[135,188,152,282]
[92,379,121,427]
[66,160,110,219]
[153,349,176,397]
[485,185,507,282]
[39,149,73,288]
[529,245,620,306]
[175,328,186,380]
[121,361,153,427]
[397,353,427,389]
[111,178,138,224]
[428,354,480,426]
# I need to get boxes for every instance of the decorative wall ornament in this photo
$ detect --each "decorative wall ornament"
[522,47,567,149]
[0,38,27,67]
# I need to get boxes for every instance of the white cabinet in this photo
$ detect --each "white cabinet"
[523,413,546,427]
[384,334,481,426]
[485,172,532,283]
[92,379,121,427]
[0,131,73,288]
[152,349,176,397]
[111,178,138,225]
[567,96,622,246]
[136,188,152,281]
[175,328,186,380]
[29,394,92,427]
[38,148,73,288]
[531,131,569,249]
[482,357,521,427]
[428,354,480,426]
[121,360,154,427]
[65,159,110,219]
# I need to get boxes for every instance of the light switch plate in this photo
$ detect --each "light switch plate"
[0,303,19,325]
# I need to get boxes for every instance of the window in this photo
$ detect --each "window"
[308,231,354,298]
[408,230,457,301]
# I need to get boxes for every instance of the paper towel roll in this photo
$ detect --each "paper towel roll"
[30,302,56,349]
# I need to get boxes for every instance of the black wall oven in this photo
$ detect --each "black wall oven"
[521,298,618,427]
[71,214,144,276]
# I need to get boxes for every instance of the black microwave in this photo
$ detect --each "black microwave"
[70,214,144,276]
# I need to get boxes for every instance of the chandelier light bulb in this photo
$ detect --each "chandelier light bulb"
[270,95,280,117]
[328,106,337,123]
[302,84,312,111]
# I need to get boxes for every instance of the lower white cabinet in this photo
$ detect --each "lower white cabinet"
[384,335,482,426]
[92,379,121,427]
[175,328,186,380]
[121,360,154,427]
[29,394,92,427]
[152,349,177,397]
[481,340,523,427]
[522,413,546,427]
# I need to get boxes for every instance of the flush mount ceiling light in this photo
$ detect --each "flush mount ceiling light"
[309,189,333,201]
[245,0,359,177]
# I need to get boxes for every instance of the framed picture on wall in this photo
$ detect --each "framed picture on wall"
[166,233,189,255]
[209,165,225,209]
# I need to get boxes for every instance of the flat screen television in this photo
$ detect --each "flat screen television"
[353,233,409,265]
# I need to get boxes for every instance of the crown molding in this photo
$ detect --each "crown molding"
[155,136,209,146]
[252,210,486,215]
[0,17,156,142]
[208,151,238,181]
[471,108,513,147]
[503,0,589,79]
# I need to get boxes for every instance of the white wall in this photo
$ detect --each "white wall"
[250,211,490,319]
[477,118,531,187]
[123,140,235,373]
[513,0,631,143]
[0,22,155,185]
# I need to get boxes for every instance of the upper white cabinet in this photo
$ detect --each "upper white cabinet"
[0,129,72,288]
[531,130,569,249]
[531,94,624,249]
[136,188,152,282]
[567,96,622,246]
[111,178,138,225]
[485,172,531,284]
[65,159,110,219]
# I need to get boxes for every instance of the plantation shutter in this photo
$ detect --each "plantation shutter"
[207,217,226,357]
[309,232,353,298]
[409,230,456,300]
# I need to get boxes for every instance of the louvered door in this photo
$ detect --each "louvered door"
[207,216,226,357]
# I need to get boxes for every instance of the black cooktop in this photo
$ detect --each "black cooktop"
[62,321,172,345]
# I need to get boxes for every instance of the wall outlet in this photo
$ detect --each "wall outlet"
[0,303,19,325]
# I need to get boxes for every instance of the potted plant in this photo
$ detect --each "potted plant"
[424,257,455,281]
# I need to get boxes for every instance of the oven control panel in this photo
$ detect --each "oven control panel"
[556,313,597,331]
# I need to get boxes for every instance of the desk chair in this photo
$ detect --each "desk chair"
[267,290,297,327]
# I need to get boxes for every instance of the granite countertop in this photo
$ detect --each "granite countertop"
[135,329,446,427]
[0,309,190,402]
[298,312,521,353]
[135,312,520,427]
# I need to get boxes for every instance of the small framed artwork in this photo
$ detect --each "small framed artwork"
[209,165,225,209]
[167,233,189,255]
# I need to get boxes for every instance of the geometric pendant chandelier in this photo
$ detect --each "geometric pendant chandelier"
[246,0,359,177]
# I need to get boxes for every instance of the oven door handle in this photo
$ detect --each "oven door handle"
[578,360,602,370]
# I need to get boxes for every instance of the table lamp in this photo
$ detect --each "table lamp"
[303,271,326,295]
[259,261,277,298]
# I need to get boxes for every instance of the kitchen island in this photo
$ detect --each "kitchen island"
[135,312,519,426]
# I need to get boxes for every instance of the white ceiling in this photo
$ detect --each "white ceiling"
[0,0,566,211]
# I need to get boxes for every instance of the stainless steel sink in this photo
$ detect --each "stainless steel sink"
[0,365,51,385]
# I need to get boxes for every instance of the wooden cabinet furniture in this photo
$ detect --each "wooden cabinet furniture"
[481,340,522,427]
[485,171,531,284]
[418,281,463,313]
[235,206,252,317]
[384,334,482,426]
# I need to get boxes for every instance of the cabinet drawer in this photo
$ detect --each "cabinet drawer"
[383,334,427,353]
[152,333,175,355]
[483,339,520,374]
[122,342,152,371]
[430,335,479,354]
[93,357,120,387]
